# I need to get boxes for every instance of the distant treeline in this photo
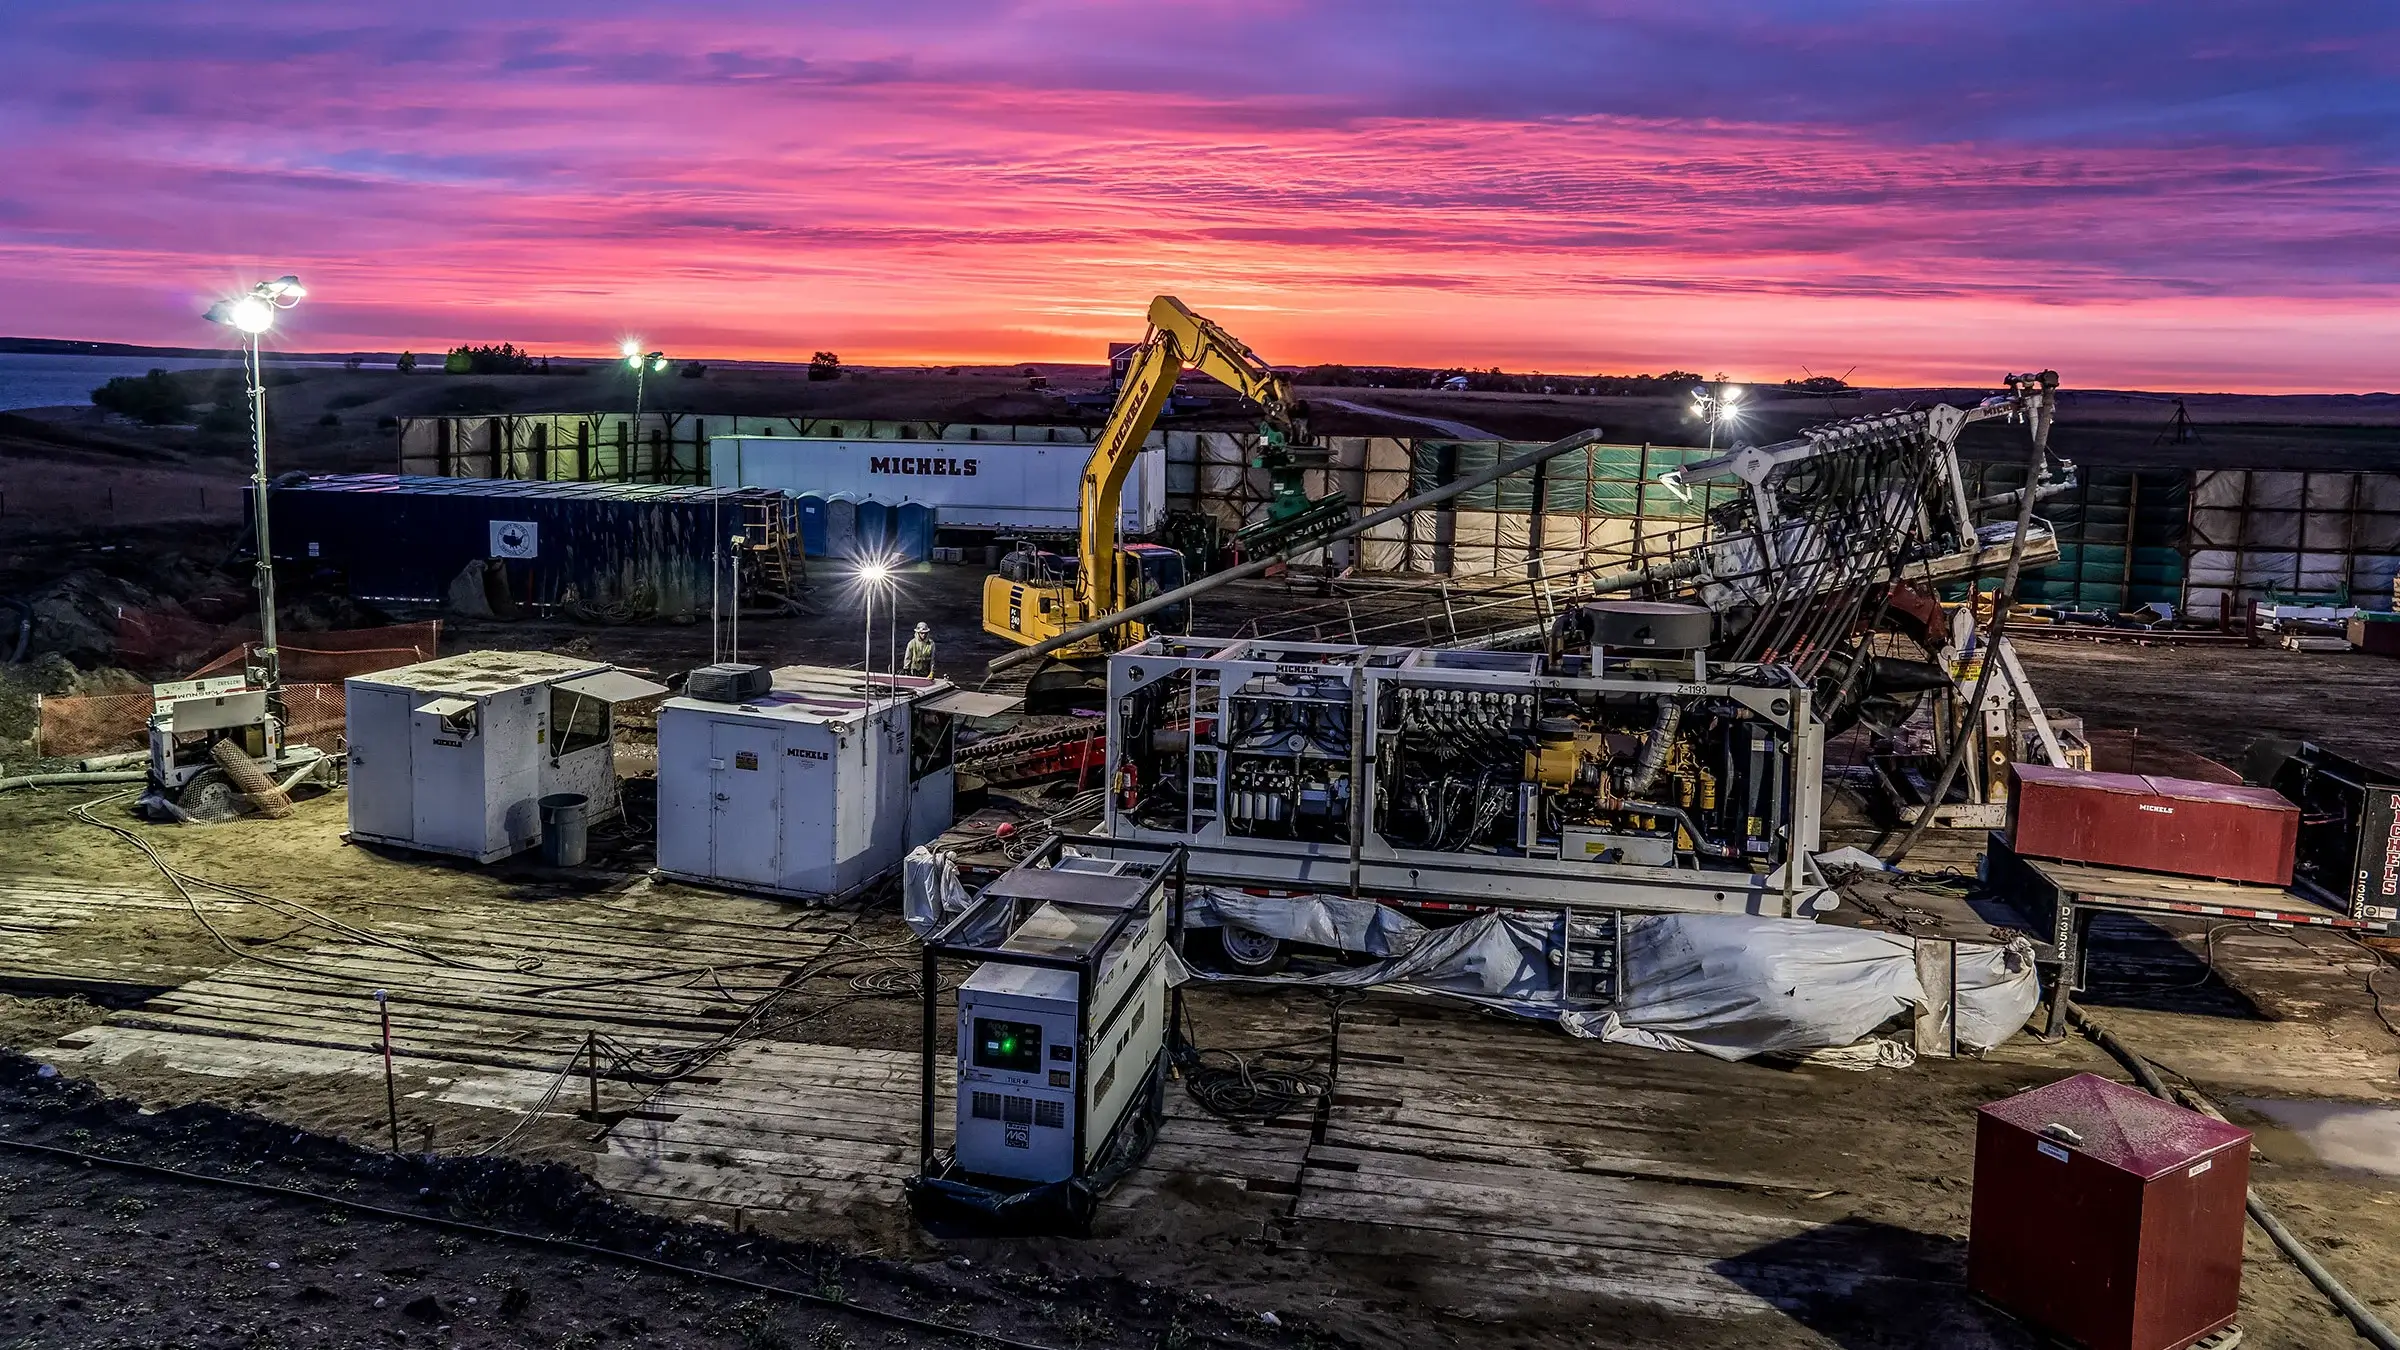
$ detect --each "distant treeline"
[1295,364,1710,394]
[1293,364,1852,395]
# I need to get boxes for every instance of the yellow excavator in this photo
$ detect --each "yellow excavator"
[984,294,1328,711]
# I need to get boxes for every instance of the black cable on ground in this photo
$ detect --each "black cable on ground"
[1171,998,1337,1124]
[2067,1003,2400,1350]
[0,1133,1071,1350]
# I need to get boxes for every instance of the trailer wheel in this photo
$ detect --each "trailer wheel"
[176,769,244,823]
[1208,924,1289,975]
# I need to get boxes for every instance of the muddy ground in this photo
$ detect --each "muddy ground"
[0,1051,1307,1350]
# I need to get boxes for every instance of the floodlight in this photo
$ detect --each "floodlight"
[228,295,275,334]
[858,561,891,586]
[621,338,642,360]
[1721,386,1742,404]
[649,353,668,373]
[261,276,305,300]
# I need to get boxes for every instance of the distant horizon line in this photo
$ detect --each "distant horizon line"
[1,336,2392,400]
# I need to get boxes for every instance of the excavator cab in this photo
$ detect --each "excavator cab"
[1120,544,1187,633]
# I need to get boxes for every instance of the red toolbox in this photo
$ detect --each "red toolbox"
[1970,1073,2251,1350]
[2007,763,2298,886]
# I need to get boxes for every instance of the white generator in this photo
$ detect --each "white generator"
[344,651,667,863]
[952,853,1170,1185]
[654,666,1011,900]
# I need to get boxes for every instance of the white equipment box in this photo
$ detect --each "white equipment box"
[707,435,1166,538]
[344,651,667,863]
[951,855,1169,1184]
[655,666,1011,900]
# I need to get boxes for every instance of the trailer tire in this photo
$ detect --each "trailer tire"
[176,769,245,823]
[1207,924,1289,976]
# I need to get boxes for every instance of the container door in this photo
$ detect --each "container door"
[411,699,487,854]
[346,687,415,841]
[798,495,827,557]
[826,498,858,559]
[708,721,783,885]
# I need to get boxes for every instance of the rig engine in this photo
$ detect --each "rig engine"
[1104,609,1828,916]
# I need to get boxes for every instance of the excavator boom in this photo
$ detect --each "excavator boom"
[1074,295,1299,622]
[981,294,1312,710]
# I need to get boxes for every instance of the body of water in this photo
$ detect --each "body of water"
[0,353,245,412]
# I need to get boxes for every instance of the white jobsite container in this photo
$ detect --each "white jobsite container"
[706,436,1166,538]
[344,650,668,863]
[654,665,1014,900]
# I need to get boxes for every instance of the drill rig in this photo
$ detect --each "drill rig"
[984,295,1338,712]
[1062,375,2076,966]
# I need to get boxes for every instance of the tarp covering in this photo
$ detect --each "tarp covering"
[1587,914,1922,1059]
[1183,887,1427,959]
[902,846,972,937]
[1955,936,2042,1053]
[1167,908,1566,1017]
[1164,896,2041,1063]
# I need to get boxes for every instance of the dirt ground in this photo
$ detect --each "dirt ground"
[0,1051,1306,1350]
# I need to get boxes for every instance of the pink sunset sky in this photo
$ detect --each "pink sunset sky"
[1,1,2395,390]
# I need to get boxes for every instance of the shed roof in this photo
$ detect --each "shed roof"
[350,650,610,696]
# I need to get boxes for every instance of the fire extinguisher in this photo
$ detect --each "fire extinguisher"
[1116,760,1140,811]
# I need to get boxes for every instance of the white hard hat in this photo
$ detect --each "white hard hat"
[914,622,931,634]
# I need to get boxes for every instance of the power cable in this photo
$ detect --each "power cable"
[2068,1005,2400,1350]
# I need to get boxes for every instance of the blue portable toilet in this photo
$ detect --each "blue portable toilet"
[894,502,935,562]
[824,495,859,560]
[856,499,891,558]
[795,493,828,558]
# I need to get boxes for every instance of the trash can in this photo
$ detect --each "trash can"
[539,793,589,868]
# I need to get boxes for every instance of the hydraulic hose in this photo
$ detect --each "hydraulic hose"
[2069,1004,2400,1350]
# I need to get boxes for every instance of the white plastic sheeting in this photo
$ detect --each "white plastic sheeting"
[1168,908,1567,1017]
[902,846,971,936]
[1163,897,2042,1063]
[1583,914,1923,1059]
[1182,887,1427,959]
[1954,936,2042,1053]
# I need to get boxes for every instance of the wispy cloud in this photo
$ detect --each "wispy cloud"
[0,1,2392,388]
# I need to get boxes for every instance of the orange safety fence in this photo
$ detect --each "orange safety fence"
[187,620,442,682]
[35,621,437,759]
[35,682,354,759]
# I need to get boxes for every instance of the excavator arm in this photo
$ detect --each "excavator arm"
[1072,295,1303,625]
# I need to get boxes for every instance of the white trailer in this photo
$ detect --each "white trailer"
[654,665,1013,900]
[344,651,667,863]
[705,436,1166,538]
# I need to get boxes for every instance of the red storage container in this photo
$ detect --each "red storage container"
[1970,1074,2250,1350]
[2007,764,2298,886]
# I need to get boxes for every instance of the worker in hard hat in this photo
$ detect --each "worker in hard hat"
[903,621,937,677]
